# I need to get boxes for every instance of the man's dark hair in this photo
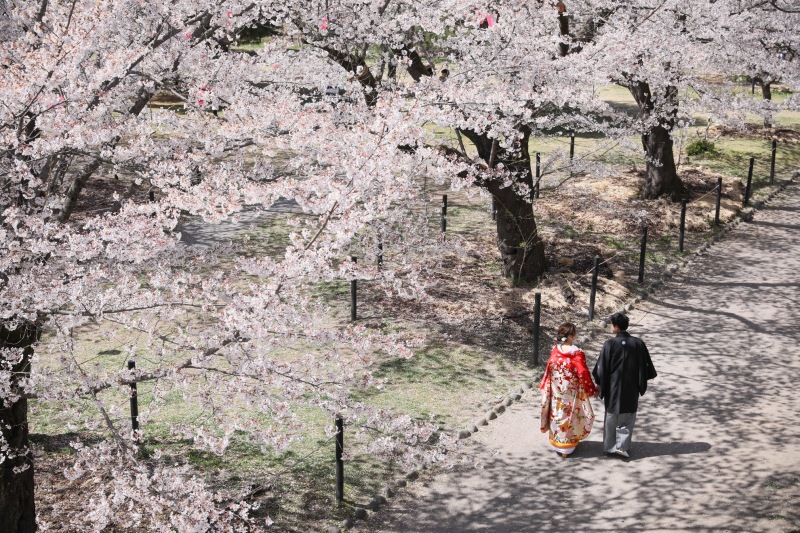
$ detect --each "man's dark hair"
[610,312,629,331]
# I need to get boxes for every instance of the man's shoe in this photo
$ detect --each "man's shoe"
[615,449,630,458]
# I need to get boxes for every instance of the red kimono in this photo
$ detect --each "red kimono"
[539,344,596,454]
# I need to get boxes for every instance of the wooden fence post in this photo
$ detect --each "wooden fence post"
[744,157,754,207]
[335,416,344,503]
[532,293,541,366]
[589,256,600,320]
[770,139,777,185]
[638,226,647,283]
[679,200,687,252]
[441,194,448,233]
[127,360,140,442]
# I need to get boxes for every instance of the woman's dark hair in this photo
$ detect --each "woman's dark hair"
[557,322,577,341]
[610,312,629,331]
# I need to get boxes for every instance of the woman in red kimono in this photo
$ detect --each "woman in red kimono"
[540,322,596,457]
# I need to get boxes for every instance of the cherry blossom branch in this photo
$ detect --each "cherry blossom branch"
[91,390,135,453]
[304,201,338,250]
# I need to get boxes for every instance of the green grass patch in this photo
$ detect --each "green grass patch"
[358,344,527,426]
[686,136,800,191]
[603,235,628,250]
[312,280,351,301]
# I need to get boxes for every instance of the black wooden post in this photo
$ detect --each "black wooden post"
[679,200,687,252]
[492,197,497,221]
[350,256,357,322]
[148,190,155,202]
[569,134,575,161]
[127,360,139,442]
[638,225,647,283]
[534,152,541,199]
[377,242,383,269]
[532,293,541,366]
[715,178,722,226]
[569,134,575,177]
[770,139,777,185]
[335,416,344,503]
[588,256,600,320]
[441,194,447,233]
[744,157,754,207]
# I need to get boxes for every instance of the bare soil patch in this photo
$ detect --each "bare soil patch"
[372,164,749,350]
[715,124,800,144]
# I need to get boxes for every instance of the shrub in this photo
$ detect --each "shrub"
[686,139,716,156]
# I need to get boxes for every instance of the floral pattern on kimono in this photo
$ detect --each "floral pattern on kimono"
[539,344,596,450]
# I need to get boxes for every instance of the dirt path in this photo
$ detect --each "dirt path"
[361,184,800,533]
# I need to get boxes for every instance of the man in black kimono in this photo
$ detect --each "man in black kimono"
[592,312,657,458]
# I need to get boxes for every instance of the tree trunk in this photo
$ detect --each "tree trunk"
[320,47,379,106]
[760,80,773,128]
[627,81,685,200]
[760,81,772,101]
[460,128,547,282]
[557,1,569,57]
[641,126,682,200]
[395,48,432,82]
[0,321,39,533]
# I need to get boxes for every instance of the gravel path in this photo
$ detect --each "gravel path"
[363,184,800,533]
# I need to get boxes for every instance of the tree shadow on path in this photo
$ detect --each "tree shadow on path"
[364,185,800,533]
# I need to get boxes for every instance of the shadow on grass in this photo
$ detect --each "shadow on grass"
[166,434,385,531]
[29,432,86,453]
[373,343,495,388]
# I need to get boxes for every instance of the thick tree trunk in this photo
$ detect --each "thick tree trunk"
[490,177,548,282]
[761,81,772,101]
[641,126,682,200]
[627,81,685,200]
[760,80,773,128]
[0,321,39,533]
[460,128,547,282]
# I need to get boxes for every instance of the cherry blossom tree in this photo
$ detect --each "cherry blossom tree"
[720,1,800,127]
[259,0,566,280]
[561,0,799,198]
[412,3,611,280]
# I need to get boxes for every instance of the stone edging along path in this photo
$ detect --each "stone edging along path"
[325,172,798,533]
